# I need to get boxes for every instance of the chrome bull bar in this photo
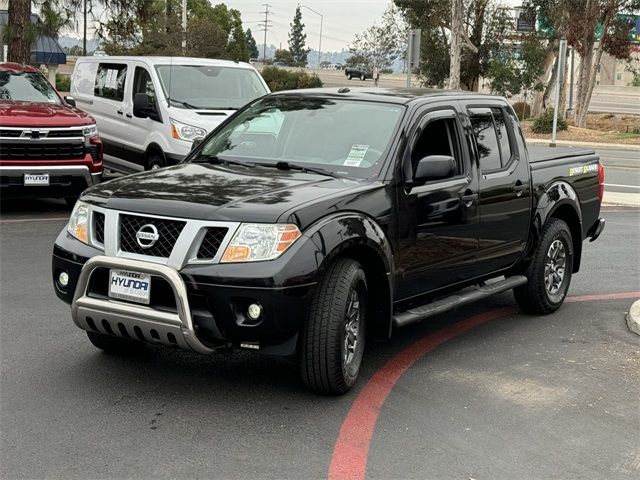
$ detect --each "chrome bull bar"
[71,255,217,354]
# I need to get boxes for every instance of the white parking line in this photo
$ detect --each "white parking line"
[605,183,640,189]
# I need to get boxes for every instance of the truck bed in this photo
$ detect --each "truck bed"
[528,145,596,164]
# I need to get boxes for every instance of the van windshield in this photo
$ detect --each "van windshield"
[155,65,268,110]
[0,71,61,104]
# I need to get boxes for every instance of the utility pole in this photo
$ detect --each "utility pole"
[299,4,323,68]
[82,0,87,56]
[182,0,187,54]
[259,4,273,62]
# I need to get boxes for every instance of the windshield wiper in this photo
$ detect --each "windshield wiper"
[171,99,201,109]
[255,161,343,179]
[194,155,255,168]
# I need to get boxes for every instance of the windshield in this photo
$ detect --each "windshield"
[155,65,268,110]
[191,96,405,179]
[0,71,61,104]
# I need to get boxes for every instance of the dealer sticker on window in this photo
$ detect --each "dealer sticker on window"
[343,144,369,167]
[108,269,151,305]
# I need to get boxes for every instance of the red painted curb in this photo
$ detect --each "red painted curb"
[328,291,640,480]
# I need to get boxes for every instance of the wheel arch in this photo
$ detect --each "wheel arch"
[533,181,583,273]
[303,212,394,340]
[144,143,166,169]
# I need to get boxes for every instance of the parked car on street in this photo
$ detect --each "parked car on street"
[0,62,103,204]
[345,65,373,80]
[53,87,605,395]
[69,56,269,173]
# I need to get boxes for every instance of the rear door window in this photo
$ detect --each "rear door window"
[470,112,501,172]
[95,63,127,101]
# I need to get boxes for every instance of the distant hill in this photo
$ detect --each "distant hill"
[58,35,100,51]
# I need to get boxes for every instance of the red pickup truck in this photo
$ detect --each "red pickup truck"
[0,63,103,205]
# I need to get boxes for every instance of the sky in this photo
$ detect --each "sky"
[224,0,522,52]
[58,0,523,53]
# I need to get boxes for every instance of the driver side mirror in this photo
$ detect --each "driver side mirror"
[413,155,456,183]
[133,93,150,118]
[64,96,76,107]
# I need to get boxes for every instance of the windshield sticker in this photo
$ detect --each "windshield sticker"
[344,145,369,167]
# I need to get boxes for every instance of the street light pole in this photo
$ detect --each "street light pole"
[299,4,323,68]
[181,0,187,54]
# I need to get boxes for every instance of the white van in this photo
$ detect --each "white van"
[70,56,270,172]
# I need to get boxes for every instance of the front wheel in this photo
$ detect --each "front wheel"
[300,258,367,395]
[146,153,165,171]
[348,74,353,80]
[360,74,365,81]
[514,218,574,314]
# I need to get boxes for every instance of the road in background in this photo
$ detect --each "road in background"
[596,146,640,195]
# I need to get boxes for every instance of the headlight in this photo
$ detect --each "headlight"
[82,124,98,136]
[170,119,206,141]
[221,224,302,263]
[67,200,90,244]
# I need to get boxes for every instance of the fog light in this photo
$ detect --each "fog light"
[247,303,263,321]
[58,271,69,287]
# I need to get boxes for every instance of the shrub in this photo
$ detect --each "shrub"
[532,108,568,134]
[511,101,531,120]
[261,66,323,92]
[56,73,71,92]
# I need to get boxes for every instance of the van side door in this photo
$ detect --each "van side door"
[394,104,480,300]
[462,102,532,274]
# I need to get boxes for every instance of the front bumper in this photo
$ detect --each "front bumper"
[53,241,314,355]
[0,163,102,198]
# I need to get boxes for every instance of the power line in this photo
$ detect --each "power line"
[258,4,273,61]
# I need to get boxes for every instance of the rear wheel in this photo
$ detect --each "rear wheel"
[300,258,367,395]
[360,74,365,81]
[86,331,141,354]
[348,74,353,80]
[514,218,573,314]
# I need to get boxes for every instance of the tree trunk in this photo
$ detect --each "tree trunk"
[543,55,559,112]
[448,0,463,90]
[576,6,614,128]
[574,41,595,128]
[531,41,557,116]
[7,0,31,64]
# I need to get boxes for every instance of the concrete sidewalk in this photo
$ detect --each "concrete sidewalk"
[526,138,640,152]
[602,191,640,207]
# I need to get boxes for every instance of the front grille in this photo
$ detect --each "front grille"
[46,129,84,138]
[120,214,186,258]
[196,227,228,259]
[0,142,85,160]
[0,129,22,138]
[94,212,105,244]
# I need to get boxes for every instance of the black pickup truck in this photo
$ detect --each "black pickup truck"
[345,65,373,80]
[52,87,605,395]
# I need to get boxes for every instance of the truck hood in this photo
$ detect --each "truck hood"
[82,162,374,224]
[168,108,235,134]
[0,101,95,127]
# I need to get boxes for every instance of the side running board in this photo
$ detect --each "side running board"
[392,275,528,328]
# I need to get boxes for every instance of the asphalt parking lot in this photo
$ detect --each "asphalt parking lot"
[1,199,638,480]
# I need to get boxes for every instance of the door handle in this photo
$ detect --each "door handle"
[125,113,132,118]
[460,191,478,207]
[514,180,527,197]
[116,109,123,115]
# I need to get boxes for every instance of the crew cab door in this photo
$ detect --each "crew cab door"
[463,103,532,273]
[394,105,480,300]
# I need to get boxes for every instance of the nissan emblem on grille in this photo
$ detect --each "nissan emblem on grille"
[136,224,160,249]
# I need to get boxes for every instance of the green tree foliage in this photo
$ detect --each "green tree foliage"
[487,33,547,97]
[348,4,406,70]
[260,66,322,91]
[274,49,295,65]
[288,6,309,67]
[96,0,249,61]
[245,28,259,59]
[395,0,514,90]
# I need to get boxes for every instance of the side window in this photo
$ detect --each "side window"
[470,113,501,171]
[94,63,127,101]
[132,67,157,112]
[411,117,462,177]
[491,107,512,166]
